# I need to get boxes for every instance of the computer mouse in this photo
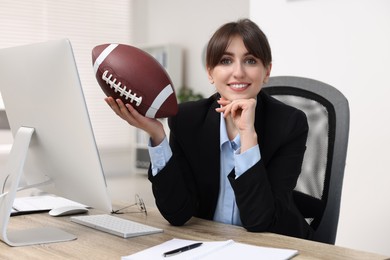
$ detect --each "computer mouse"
[49,205,89,217]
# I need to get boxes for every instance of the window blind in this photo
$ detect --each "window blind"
[0,0,135,148]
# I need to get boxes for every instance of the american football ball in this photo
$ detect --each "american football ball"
[92,43,178,118]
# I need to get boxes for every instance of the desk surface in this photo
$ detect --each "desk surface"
[0,207,387,260]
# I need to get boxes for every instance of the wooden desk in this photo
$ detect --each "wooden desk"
[0,207,387,260]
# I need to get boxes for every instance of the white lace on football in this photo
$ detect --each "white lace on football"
[102,70,142,106]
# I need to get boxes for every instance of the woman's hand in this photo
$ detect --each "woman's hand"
[216,97,258,152]
[105,97,166,146]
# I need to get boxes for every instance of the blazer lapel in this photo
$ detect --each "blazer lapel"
[199,99,220,176]
[198,99,221,210]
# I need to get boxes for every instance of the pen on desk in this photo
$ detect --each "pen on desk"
[163,242,203,257]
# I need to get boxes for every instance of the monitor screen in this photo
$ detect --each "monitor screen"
[0,39,112,213]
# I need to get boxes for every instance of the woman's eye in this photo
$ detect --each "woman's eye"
[220,58,232,65]
[245,58,257,65]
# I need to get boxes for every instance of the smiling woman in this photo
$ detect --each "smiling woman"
[104,18,313,240]
[207,35,271,104]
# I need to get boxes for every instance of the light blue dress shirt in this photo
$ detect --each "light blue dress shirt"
[148,112,261,226]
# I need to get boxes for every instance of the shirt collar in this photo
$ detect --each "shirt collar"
[219,113,241,150]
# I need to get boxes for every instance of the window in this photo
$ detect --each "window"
[0,0,135,148]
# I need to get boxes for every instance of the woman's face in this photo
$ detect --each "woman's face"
[207,35,271,101]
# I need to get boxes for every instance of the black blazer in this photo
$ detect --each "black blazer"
[148,90,313,239]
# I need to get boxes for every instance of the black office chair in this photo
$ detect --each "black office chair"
[263,76,349,244]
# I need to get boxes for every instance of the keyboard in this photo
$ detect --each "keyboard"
[70,214,163,238]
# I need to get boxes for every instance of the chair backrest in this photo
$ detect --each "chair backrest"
[263,76,349,244]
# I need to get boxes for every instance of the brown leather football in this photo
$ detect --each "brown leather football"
[92,43,178,118]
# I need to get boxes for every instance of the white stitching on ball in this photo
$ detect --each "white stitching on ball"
[102,70,142,106]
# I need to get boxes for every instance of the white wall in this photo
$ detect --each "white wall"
[251,0,390,256]
[132,0,249,98]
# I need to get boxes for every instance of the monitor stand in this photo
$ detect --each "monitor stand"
[0,127,76,246]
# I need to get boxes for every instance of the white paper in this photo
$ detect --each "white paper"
[122,238,298,260]
[12,195,88,212]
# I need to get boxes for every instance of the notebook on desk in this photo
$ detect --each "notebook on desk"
[122,238,298,260]
[11,195,88,216]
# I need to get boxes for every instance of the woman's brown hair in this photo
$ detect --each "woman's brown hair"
[206,19,272,70]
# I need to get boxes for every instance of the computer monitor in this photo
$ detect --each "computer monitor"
[0,39,112,246]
